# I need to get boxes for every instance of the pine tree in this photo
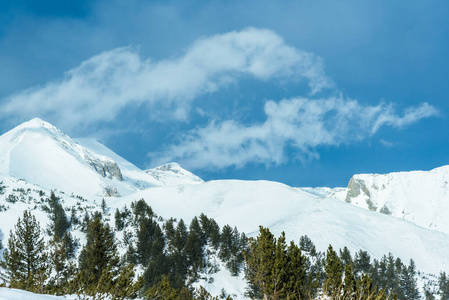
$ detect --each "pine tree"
[131,198,154,224]
[439,272,449,299]
[78,212,119,291]
[145,275,179,300]
[1,210,48,291]
[270,232,288,299]
[244,226,276,299]
[0,181,6,195]
[343,263,356,299]
[47,191,70,239]
[401,259,419,300]
[324,245,343,297]
[115,208,125,231]
[136,216,165,266]
[285,241,307,299]
[354,249,371,277]
[174,219,188,252]
[339,246,352,270]
[48,235,76,294]
[164,218,177,252]
[185,217,206,275]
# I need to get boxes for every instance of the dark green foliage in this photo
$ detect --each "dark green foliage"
[131,198,154,224]
[439,272,449,300]
[402,259,419,300]
[1,210,48,292]
[343,263,356,299]
[185,217,206,274]
[299,235,317,255]
[174,219,189,251]
[354,249,371,276]
[285,241,307,298]
[47,191,70,239]
[145,275,179,300]
[101,198,107,214]
[339,246,352,270]
[166,219,189,289]
[244,226,276,299]
[115,208,124,231]
[164,218,177,250]
[324,244,343,297]
[70,206,79,227]
[78,213,119,287]
[369,253,420,300]
[219,225,247,276]
[115,205,131,231]
[48,235,76,294]
[80,211,90,233]
[199,213,221,249]
[136,216,165,266]
[245,227,309,299]
[299,235,323,296]
[0,181,6,195]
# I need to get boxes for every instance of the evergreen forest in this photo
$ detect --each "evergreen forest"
[0,190,448,299]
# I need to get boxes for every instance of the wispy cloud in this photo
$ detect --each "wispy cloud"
[150,98,438,169]
[0,27,331,130]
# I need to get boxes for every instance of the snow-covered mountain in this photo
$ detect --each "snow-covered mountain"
[0,118,126,197]
[343,166,449,234]
[0,118,203,198]
[1,118,449,299]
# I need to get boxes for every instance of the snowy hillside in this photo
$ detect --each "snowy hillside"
[344,166,449,234]
[0,288,73,300]
[107,179,449,277]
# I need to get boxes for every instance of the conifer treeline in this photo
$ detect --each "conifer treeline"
[0,193,449,299]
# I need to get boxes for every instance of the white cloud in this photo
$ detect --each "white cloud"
[150,97,438,169]
[0,27,331,130]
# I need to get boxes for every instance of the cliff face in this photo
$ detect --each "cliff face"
[343,166,449,234]
[86,156,123,182]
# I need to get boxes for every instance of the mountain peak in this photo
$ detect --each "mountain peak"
[18,117,56,130]
[146,162,204,186]
[0,118,126,197]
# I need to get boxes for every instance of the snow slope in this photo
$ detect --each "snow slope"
[107,180,449,276]
[0,288,74,300]
[344,166,449,234]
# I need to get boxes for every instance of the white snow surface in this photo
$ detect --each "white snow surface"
[0,288,75,300]
[344,166,449,234]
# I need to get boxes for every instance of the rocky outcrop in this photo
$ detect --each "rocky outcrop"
[102,185,120,197]
[345,177,370,202]
[86,157,123,181]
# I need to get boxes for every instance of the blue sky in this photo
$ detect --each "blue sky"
[0,0,448,187]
